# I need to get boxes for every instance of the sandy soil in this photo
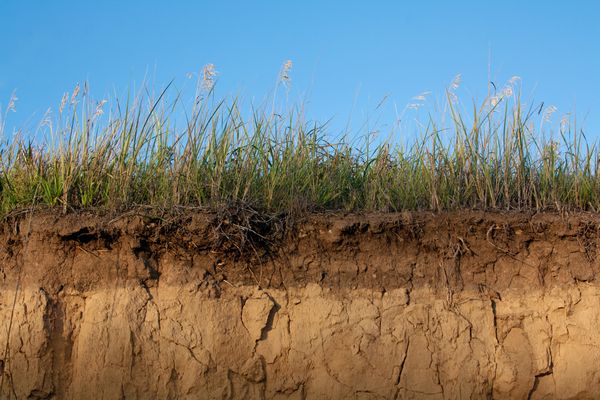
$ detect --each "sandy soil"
[0,210,599,399]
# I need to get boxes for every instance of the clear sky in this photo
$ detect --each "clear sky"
[1,0,599,140]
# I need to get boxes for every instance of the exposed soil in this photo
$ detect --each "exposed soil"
[1,209,599,399]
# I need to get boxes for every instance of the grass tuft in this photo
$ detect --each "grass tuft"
[0,75,598,215]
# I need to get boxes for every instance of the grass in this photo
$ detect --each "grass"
[0,73,598,215]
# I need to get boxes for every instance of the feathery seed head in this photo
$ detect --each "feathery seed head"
[489,96,499,108]
[71,83,80,105]
[59,92,68,114]
[412,91,431,102]
[40,108,52,128]
[280,60,293,86]
[7,92,17,112]
[501,76,520,98]
[560,113,571,131]
[450,74,461,91]
[202,64,218,92]
[543,105,558,123]
[408,91,431,110]
[508,76,521,85]
[94,100,108,118]
[447,74,461,103]
[502,86,513,98]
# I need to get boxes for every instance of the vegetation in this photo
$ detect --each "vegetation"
[0,69,598,215]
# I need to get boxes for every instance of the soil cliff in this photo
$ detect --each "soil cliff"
[1,210,599,399]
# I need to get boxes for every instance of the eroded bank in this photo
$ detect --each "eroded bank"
[1,211,599,399]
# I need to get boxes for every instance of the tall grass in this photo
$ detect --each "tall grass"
[0,74,598,215]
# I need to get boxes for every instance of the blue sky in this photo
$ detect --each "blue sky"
[1,0,599,140]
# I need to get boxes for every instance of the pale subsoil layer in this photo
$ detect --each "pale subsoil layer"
[0,210,599,399]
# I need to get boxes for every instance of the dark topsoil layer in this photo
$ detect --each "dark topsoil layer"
[0,208,598,295]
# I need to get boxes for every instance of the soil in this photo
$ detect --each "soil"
[0,209,599,399]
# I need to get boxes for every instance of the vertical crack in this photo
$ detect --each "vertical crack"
[527,370,553,400]
[395,337,409,386]
[491,298,498,343]
[406,263,415,306]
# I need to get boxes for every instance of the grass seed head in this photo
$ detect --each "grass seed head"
[7,92,18,112]
[543,105,558,123]
[70,83,80,105]
[508,76,521,85]
[59,92,68,114]
[560,114,571,131]
[202,63,218,92]
[280,60,293,86]
[40,107,52,128]
[490,96,499,106]
[412,91,431,102]
[450,74,461,90]
[94,100,107,118]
